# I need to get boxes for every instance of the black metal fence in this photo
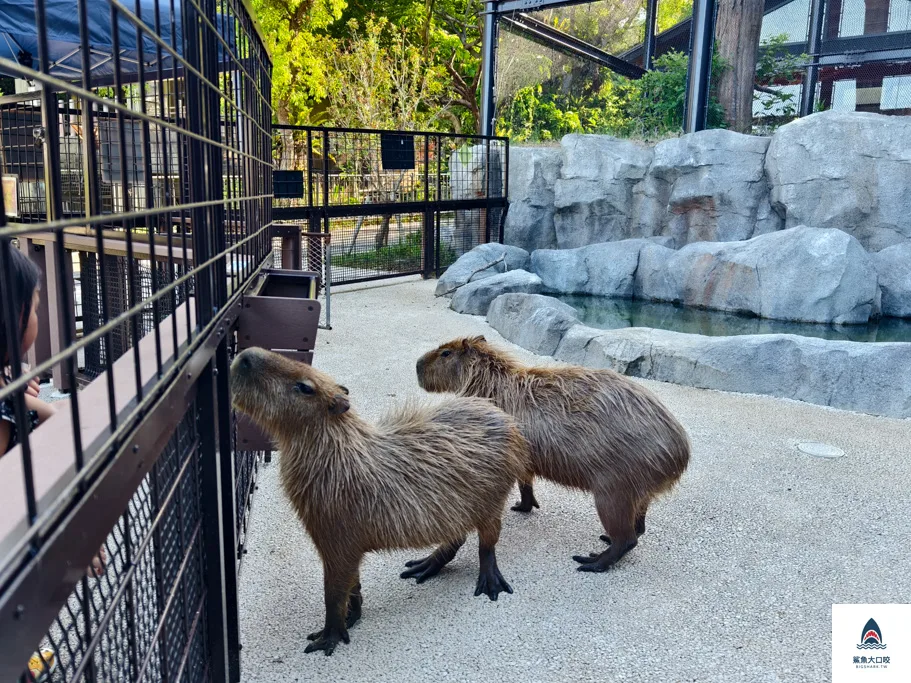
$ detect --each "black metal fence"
[272,125,509,285]
[0,1,272,682]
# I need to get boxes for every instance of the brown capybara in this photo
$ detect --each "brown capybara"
[230,347,529,656]
[416,336,690,573]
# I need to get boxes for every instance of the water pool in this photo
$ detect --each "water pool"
[557,295,911,343]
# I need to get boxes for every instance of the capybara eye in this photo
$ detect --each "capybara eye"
[295,381,315,395]
[441,350,451,358]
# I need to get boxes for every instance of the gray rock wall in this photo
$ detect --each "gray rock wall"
[766,111,911,252]
[553,135,654,249]
[486,293,911,419]
[502,147,561,251]
[872,243,911,318]
[505,111,911,254]
[632,227,879,324]
[648,129,782,244]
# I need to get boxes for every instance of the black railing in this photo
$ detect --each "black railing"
[273,125,509,285]
[0,0,272,682]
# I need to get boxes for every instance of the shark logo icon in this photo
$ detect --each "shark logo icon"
[857,618,887,650]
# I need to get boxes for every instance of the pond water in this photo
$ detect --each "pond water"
[557,295,911,343]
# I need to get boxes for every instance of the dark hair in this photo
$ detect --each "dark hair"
[0,246,40,368]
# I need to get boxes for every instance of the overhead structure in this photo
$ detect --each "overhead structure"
[481,0,911,136]
[480,0,660,136]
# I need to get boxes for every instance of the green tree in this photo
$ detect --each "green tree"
[621,50,727,139]
[430,0,484,133]
[326,18,446,130]
[657,0,693,32]
[251,0,346,124]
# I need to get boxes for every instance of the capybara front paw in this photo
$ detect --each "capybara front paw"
[474,567,514,601]
[304,627,350,656]
[573,539,637,572]
[572,552,615,572]
[400,555,445,584]
[510,499,539,513]
[510,485,540,513]
[599,534,611,544]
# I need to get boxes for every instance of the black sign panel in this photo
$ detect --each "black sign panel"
[380,133,415,170]
[273,170,305,198]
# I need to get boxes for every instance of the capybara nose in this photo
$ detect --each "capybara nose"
[416,357,425,376]
[235,347,263,372]
[328,394,350,416]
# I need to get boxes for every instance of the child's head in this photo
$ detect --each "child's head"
[1,247,40,365]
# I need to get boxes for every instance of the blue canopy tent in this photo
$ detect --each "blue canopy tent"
[0,0,241,84]
[0,0,246,194]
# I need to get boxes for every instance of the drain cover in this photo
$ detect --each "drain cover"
[797,441,845,458]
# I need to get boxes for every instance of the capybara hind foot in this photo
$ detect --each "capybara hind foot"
[573,538,638,572]
[401,538,465,584]
[346,587,363,628]
[475,544,512,601]
[510,483,540,513]
[475,566,512,601]
[304,626,350,656]
[600,513,647,545]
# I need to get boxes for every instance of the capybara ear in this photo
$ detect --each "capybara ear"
[338,385,350,395]
[462,335,486,352]
[328,395,350,415]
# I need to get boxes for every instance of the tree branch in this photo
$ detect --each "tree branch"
[754,83,780,95]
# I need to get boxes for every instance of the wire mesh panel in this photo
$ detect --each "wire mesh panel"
[0,0,273,681]
[25,411,205,683]
[272,125,509,286]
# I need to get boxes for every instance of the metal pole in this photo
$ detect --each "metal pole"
[801,0,826,117]
[480,1,499,137]
[683,0,717,134]
[644,0,659,70]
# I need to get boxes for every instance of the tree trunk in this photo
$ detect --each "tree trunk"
[715,0,764,133]
[375,215,392,250]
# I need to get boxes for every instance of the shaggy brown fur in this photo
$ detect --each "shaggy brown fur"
[231,347,528,656]
[416,336,690,572]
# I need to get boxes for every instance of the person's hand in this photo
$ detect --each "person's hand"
[26,378,40,398]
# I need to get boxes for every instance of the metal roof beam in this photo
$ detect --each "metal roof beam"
[500,13,646,79]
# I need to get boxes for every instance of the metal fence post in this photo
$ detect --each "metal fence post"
[644,0,659,70]
[480,2,499,137]
[801,0,826,117]
[422,135,434,278]
[215,336,242,682]
[683,0,717,134]
[198,356,232,683]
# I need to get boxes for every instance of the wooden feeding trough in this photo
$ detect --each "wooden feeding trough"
[234,268,321,453]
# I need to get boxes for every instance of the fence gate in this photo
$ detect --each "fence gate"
[271,125,509,287]
[0,0,272,681]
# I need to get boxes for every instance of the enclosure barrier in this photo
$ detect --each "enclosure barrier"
[0,0,274,681]
[272,125,510,287]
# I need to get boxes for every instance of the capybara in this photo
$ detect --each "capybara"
[416,336,690,573]
[231,347,529,655]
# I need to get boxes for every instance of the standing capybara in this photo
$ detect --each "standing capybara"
[416,336,690,573]
[231,347,529,656]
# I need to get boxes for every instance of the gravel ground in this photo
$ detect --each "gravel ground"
[238,276,911,683]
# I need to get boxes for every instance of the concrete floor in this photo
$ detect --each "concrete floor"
[238,277,911,683]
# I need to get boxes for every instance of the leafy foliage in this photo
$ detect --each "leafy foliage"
[623,50,728,139]
[753,34,810,132]
[251,0,801,141]
[251,0,346,124]
[325,18,446,130]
